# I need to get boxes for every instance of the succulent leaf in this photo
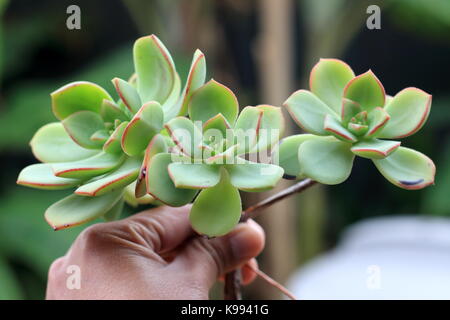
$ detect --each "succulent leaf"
[310,58,355,113]
[133,35,176,104]
[125,182,156,207]
[62,111,105,149]
[45,190,123,230]
[373,147,435,190]
[136,134,168,197]
[284,89,338,135]
[190,169,241,237]
[90,130,109,143]
[203,113,231,137]
[103,122,128,154]
[75,157,141,196]
[168,162,221,189]
[161,72,182,120]
[341,98,361,124]
[298,137,354,184]
[100,99,129,123]
[188,80,239,125]
[273,134,319,178]
[323,114,357,142]
[233,106,262,154]
[121,101,164,156]
[51,81,113,120]
[146,153,198,206]
[366,107,390,138]
[249,105,285,153]
[175,49,206,117]
[226,160,284,192]
[30,123,98,163]
[351,139,400,159]
[348,123,368,136]
[165,116,203,158]
[103,198,124,222]
[343,70,385,112]
[112,77,142,113]
[378,88,432,139]
[17,163,80,190]
[52,152,124,179]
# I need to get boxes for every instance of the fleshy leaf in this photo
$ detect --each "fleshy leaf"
[17,163,80,190]
[233,106,262,154]
[62,111,105,149]
[165,117,202,158]
[45,190,123,230]
[343,70,385,111]
[161,72,182,120]
[104,198,124,222]
[284,90,338,135]
[204,144,239,165]
[51,81,113,120]
[112,77,142,113]
[125,182,156,207]
[52,152,124,179]
[173,49,206,117]
[226,160,284,192]
[189,169,241,237]
[341,98,361,124]
[351,139,400,159]
[324,114,357,142]
[373,147,435,190]
[310,59,355,113]
[366,107,390,138]
[133,35,176,104]
[136,134,168,197]
[168,162,221,189]
[203,113,231,137]
[146,153,198,206]
[103,122,128,154]
[298,137,354,184]
[189,80,239,125]
[348,123,368,136]
[90,130,109,143]
[249,105,285,153]
[378,88,432,139]
[272,134,318,178]
[100,99,129,122]
[75,157,141,196]
[30,123,98,163]
[121,101,164,156]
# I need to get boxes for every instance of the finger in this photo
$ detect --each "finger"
[241,259,258,285]
[169,219,265,288]
[120,204,195,254]
[217,259,258,285]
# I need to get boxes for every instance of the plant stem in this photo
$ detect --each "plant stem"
[245,263,297,300]
[224,178,318,300]
[241,179,317,222]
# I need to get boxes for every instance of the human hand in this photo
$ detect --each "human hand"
[46,205,265,299]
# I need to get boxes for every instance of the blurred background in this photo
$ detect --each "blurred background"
[0,0,449,299]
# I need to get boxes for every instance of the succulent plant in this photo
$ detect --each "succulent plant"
[17,35,285,237]
[17,34,208,230]
[275,58,436,189]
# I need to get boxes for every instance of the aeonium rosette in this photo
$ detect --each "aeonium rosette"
[145,79,285,237]
[275,58,435,189]
[17,34,208,230]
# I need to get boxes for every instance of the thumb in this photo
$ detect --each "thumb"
[169,219,265,288]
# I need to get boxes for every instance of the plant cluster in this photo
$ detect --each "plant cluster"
[17,36,435,237]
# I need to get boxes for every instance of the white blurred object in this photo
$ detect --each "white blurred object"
[288,215,450,299]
